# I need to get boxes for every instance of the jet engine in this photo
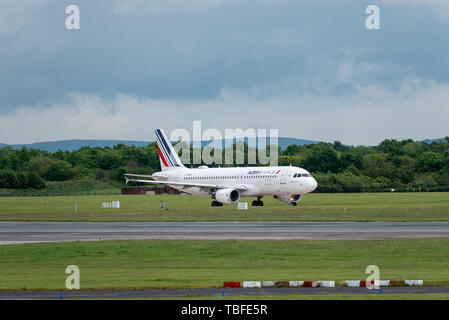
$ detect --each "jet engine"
[274,194,302,205]
[215,188,240,204]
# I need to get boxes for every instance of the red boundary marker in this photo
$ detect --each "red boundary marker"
[275,281,289,287]
[390,280,405,286]
[223,282,241,288]
[359,280,375,287]
[303,281,318,287]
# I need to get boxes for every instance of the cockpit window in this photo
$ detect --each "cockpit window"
[297,173,311,177]
[292,173,313,178]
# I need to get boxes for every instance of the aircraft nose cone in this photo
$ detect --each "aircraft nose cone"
[310,178,317,192]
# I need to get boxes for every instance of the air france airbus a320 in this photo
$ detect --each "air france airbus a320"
[125,129,317,207]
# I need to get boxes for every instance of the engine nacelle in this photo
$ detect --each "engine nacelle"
[215,188,240,204]
[274,194,302,204]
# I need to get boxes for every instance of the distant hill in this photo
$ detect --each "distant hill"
[2,137,446,152]
[422,138,447,143]
[0,140,152,152]
[196,137,319,150]
[0,137,320,152]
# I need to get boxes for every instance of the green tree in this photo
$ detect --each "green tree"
[0,170,19,188]
[25,172,46,189]
[43,161,74,181]
[415,152,444,172]
[302,144,339,173]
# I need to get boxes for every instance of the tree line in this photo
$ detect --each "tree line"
[1,137,449,192]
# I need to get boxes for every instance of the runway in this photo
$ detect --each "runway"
[0,286,448,299]
[2,221,449,244]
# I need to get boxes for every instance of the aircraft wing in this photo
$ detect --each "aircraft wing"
[124,177,248,191]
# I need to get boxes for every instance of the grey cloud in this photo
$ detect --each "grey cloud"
[1,79,448,145]
[0,0,448,145]
[1,0,448,112]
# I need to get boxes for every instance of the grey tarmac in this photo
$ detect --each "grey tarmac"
[0,286,448,299]
[1,221,449,244]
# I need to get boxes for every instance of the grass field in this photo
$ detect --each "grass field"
[1,239,449,290]
[0,192,448,222]
[0,179,120,197]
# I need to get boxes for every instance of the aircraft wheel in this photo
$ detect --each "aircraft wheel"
[252,200,264,206]
[290,202,297,206]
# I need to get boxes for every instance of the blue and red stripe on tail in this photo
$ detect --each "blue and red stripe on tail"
[155,129,185,171]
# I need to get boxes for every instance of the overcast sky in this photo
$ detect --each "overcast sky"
[0,0,448,145]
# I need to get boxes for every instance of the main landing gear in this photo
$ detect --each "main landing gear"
[290,202,297,206]
[252,196,264,207]
[211,201,223,207]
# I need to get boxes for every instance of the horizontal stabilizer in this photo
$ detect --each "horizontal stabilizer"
[124,173,157,178]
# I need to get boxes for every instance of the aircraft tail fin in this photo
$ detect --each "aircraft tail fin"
[155,129,185,171]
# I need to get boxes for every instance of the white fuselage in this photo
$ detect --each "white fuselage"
[153,166,317,197]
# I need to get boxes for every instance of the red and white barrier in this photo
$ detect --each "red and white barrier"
[289,281,304,287]
[318,281,335,288]
[225,279,423,288]
[262,281,276,287]
[345,280,423,287]
[223,282,241,288]
[243,281,261,288]
[303,281,319,287]
[275,281,290,287]
[345,280,361,287]
[389,280,405,286]
[405,280,423,286]
[378,280,390,287]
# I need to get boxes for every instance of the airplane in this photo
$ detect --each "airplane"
[124,129,317,207]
